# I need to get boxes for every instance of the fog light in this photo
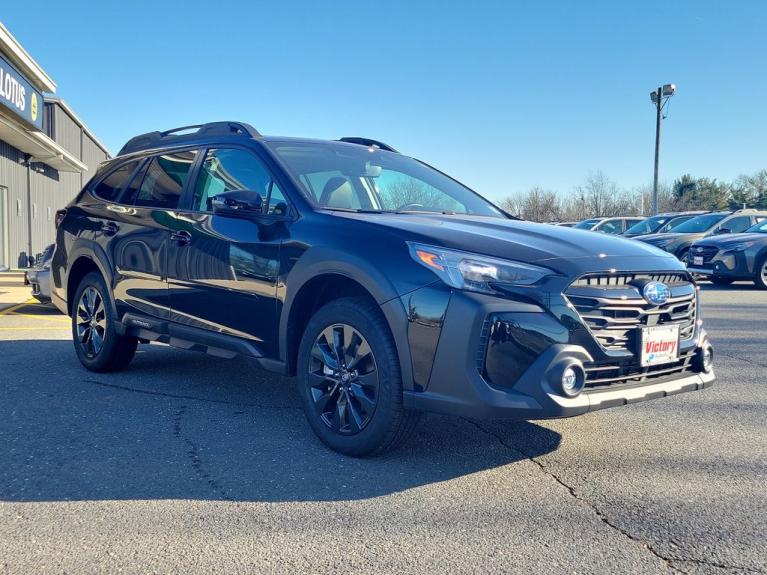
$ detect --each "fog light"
[560,366,584,397]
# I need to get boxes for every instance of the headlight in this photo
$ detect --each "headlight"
[408,242,552,294]
[724,241,754,252]
[653,239,675,248]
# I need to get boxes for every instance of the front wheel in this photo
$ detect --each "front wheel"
[297,297,420,456]
[755,255,767,290]
[72,272,137,372]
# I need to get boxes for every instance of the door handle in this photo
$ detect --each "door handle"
[171,230,192,246]
[101,221,119,235]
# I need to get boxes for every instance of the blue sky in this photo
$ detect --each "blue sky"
[2,1,765,200]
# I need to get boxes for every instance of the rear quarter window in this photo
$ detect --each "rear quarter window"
[92,160,141,202]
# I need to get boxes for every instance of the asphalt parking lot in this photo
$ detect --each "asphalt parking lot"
[0,284,765,574]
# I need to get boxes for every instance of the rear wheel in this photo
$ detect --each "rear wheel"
[297,297,420,456]
[755,255,767,290]
[710,277,734,286]
[72,272,137,372]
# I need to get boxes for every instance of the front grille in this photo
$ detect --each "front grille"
[584,349,697,390]
[569,271,688,287]
[565,272,697,353]
[689,245,718,265]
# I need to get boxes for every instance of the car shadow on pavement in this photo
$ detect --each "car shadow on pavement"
[0,339,561,503]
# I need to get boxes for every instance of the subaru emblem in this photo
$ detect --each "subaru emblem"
[643,281,670,306]
[696,246,703,253]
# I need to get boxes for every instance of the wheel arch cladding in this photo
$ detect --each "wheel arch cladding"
[65,240,116,316]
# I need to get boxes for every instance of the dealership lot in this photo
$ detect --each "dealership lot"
[0,285,765,574]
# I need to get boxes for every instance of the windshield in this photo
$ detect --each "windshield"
[266,141,505,217]
[658,215,694,233]
[574,218,601,229]
[670,213,727,233]
[746,220,767,233]
[625,215,670,235]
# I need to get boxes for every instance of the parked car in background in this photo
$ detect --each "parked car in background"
[687,219,767,288]
[623,211,707,238]
[24,244,55,303]
[638,210,767,260]
[573,216,644,234]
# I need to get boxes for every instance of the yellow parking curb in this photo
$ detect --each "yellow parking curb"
[6,312,69,323]
[0,326,67,331]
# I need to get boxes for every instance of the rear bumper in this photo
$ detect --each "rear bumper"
[402,289,715,420]
[26,269,52,302]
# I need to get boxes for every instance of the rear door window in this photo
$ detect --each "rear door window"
[132,151,198,209]
[92,160,141,202]
[596,219,622,234]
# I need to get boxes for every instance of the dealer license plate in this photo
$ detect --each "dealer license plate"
[693,256,704,266]
[640,324,680,367]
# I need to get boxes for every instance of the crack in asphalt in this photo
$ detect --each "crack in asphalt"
[466,419,767,574]
[83,378,301,411]
[672,557,767,574]
[716,351,767,369]
[172,405,234,502]
[463,418,688,574]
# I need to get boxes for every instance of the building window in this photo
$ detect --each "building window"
[43,102,56,140]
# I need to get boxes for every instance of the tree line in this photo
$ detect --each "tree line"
[498,169,767,222]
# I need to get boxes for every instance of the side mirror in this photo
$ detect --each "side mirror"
[716,227,731,235]
[212,190,263,217]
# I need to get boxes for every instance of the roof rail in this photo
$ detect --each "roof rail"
[338,137,398,153]
[117,121,261,156]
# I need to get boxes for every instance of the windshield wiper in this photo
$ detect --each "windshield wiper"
[323,207,383,214]
[393,209,457,215]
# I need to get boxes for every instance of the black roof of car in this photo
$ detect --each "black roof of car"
[117,121,398,157]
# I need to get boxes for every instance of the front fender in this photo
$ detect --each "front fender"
[278,246,431,391]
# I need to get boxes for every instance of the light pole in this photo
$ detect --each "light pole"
[650,83,676,214]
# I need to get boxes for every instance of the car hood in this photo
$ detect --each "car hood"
[694,233,767,248]
[638,232,700,243]
[336,213,682,274]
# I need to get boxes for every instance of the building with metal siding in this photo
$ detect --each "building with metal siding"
[0,22,109,270]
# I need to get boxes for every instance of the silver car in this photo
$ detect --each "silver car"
[24,244,55,303]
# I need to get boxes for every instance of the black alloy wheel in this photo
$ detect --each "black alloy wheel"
[71,272,137,372]
[297,297,421,456]
[75,286,107,358]
[308,324,379,434]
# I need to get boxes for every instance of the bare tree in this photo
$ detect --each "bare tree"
[499,187,560,222]
[378,178,460,212]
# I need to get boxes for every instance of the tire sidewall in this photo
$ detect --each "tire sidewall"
[297,298,401,456]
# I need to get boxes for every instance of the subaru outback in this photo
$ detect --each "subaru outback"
[52,122,715,456]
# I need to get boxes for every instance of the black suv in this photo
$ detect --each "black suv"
[52,122,715,456]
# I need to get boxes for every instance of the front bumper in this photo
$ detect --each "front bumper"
[401,288,715,420]
[687,250,752,280]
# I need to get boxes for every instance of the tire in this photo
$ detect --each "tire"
[710,277,734,286]
[755,255,767,290]
[677,248,690,262]
[71,272,137,372]
[297,296,421,456]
